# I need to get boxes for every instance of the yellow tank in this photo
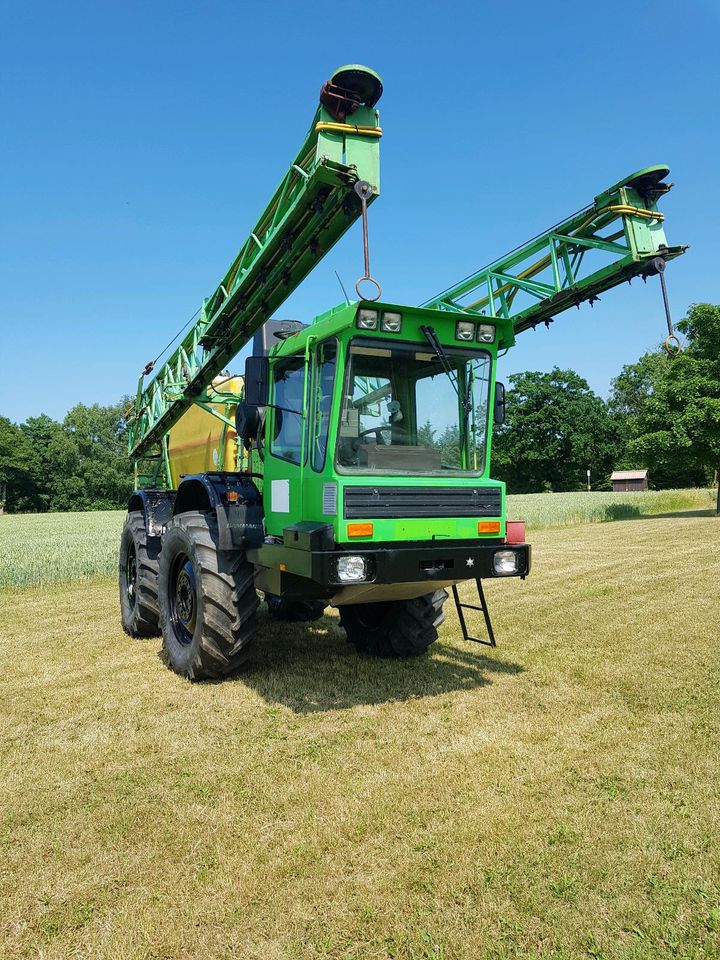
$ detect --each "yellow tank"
[167,376,243,487]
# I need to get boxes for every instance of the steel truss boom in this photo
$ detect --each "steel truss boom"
[422,165,686,337]
[128,66,383,463]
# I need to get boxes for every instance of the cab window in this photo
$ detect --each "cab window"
[270,356,305,464]
[311,339,337,472]
[336,339,492,475]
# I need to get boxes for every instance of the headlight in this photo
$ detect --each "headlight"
[381,311,402,333]
[477,323,496,343]
[493,549,519,575]
[357,309,378,330]
[337,555,368,582]
[455,320,475,341]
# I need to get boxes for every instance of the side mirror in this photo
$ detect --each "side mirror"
[244,356,269,406]
[494,381,506,427]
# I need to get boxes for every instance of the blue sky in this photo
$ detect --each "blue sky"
[2,0,718,423]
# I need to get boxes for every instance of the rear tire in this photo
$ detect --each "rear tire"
[119,510,161,637]
[265,595,327,622]
[158,511,258,680]
[340,589,447,658]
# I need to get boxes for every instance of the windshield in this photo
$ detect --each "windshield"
[337,338,492,475]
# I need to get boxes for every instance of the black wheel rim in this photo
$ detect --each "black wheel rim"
[169,552,197,645]
[125,542,137,609]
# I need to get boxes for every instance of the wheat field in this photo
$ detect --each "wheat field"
[0,488,714,589]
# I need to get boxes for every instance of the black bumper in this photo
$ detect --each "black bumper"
[248,537,531,598]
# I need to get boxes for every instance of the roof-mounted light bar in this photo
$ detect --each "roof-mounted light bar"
[356,308,403,333]
[455,320,495,343]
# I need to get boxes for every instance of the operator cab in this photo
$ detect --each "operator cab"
[245,300,510,545]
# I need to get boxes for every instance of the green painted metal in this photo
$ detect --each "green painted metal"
[128,65,383,472]
[422,166,686,336]
[259,301,506,544]
[126,56,687,559]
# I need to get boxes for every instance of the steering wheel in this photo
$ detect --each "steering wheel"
[352,425,408,450]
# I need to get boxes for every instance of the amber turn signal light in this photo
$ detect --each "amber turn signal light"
[478,521,501,534]
[347,522,374,538]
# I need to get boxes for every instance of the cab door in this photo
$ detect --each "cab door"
[263,352,307,537]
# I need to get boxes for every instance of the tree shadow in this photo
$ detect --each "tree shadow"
[602,503,642,521]
[606,507,717,522]
[232,610,523,713]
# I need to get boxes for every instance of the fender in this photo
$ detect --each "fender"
[127,488,176,538]
[172,472,264,550]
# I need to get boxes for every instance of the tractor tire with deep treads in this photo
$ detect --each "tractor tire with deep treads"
[265,595,327,622]
[158,511,258,680]
[119,510,161,637]
[339,589,448,658]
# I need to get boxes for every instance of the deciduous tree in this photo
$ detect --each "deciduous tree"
[492,368,623,493]
[630,303,720,512]
[0,417,33,512]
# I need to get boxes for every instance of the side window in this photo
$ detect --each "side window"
[270,356,305,465]
[311,339,337,471]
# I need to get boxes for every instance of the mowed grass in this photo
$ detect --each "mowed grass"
[0,488,714,589]
[1,515,719,959]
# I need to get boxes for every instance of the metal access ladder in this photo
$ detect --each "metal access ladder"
[451,579,496,648]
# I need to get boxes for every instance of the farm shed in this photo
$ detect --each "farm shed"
[611,469,648,492]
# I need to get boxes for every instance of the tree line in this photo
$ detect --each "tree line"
[0,303,718,513]
[493,302,719,501]
[418,302,719,500]
[0,401,134,513]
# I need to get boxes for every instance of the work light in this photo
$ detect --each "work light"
[455,320,475,341]
[493,550,519,575]
[477,323,496,343]
[336,555,368,582]
[381,311,402,332]
[357,309,379,330]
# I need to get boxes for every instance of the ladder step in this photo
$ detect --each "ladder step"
[451,581,497,649]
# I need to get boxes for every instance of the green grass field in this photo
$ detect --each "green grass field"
[0,488,715,589]
[1,511,718,958]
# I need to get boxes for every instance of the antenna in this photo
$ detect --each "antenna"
[335,270,351,305]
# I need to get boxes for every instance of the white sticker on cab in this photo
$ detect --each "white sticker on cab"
[271,479,290,513]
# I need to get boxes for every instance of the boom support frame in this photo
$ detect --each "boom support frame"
[128,74,382,482]
[422,166,686,342]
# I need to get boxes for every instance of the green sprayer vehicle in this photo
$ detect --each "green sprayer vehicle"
[120,65,686,679]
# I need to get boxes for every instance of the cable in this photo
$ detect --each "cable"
[315,121,382,138]
[142,307,201,376]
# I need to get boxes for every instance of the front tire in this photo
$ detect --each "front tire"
[340,589,448,658]
[265,594,327,622]
[158,511,258,680]
[119,510,161,637]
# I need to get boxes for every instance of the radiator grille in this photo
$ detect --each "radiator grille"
[343,485,502,520]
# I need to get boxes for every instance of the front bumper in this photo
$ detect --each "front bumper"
[248,535,531,598]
